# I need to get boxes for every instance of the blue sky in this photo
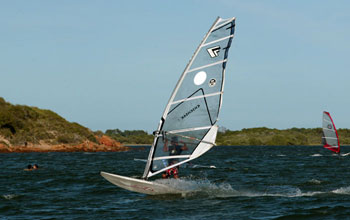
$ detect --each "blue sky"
[1,0,349,132]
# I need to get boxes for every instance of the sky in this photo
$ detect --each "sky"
[1,0,350,132]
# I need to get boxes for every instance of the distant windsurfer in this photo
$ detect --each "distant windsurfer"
[162,136,188,179]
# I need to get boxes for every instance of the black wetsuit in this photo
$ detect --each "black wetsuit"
[168,144,183,164]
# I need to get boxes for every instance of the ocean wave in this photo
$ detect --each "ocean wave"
[230,186,324,198]
[332,186,350,195]
[311,154,322,157]
[153,179,327,198]
[190,164,216,169]
[2,194,18,200]
[308,179,322,184]
[155,178,237,197]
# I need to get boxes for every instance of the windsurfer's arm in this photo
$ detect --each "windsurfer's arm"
[163,139,168,152]
[181,141,188,151]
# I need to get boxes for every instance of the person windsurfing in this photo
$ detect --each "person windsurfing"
[322,111,340,155]
[162,136,188,178]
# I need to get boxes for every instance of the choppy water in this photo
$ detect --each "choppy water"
[2,146,350,219]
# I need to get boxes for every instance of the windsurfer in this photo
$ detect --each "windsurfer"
[162,136,188,179]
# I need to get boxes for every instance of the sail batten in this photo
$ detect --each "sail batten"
[153,155,191,160]
[322,137,338,139]
[142,17,235,179]
[187,60,227,73]
[171,92,222,105]
[167,126,212,134]
[322,111,340,154]
[202,34,235,47]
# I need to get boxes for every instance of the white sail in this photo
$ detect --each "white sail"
[322,111,340,153]
[142,17,236,179]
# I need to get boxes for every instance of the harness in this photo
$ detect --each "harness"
[165,167,178,177]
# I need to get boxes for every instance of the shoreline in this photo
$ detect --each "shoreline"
[0,143,131,153]
[0,135,131,153]
[123,144,151,147]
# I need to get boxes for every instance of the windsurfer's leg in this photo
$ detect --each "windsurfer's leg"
[173,167,179,178]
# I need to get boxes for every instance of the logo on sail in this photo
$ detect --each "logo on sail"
[207,46,220,58]
[327,124,332,129]
[209,78,216,87]
[181,104,200,120]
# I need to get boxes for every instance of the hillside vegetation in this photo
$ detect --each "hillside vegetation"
[216,127,350,146]
[105,129,153,144]
[1,97,349,147]
[105,127,350,146]
[0,97,96,146]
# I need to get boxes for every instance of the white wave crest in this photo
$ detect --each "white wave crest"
[308,179,322,184]
[153,179,326,198]
[2,194,18,200]
[155,178,236,197]
[311,154,322,157]
[332,186,350,194]
[233,186,324,198]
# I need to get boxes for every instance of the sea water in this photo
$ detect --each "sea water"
[1,146,350,219]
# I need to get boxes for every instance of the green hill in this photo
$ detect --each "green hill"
[0,97,96,146]
[105,129,153,144]
[105,127,350,146]
[2,96,349,147]
[216,127,350,146]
